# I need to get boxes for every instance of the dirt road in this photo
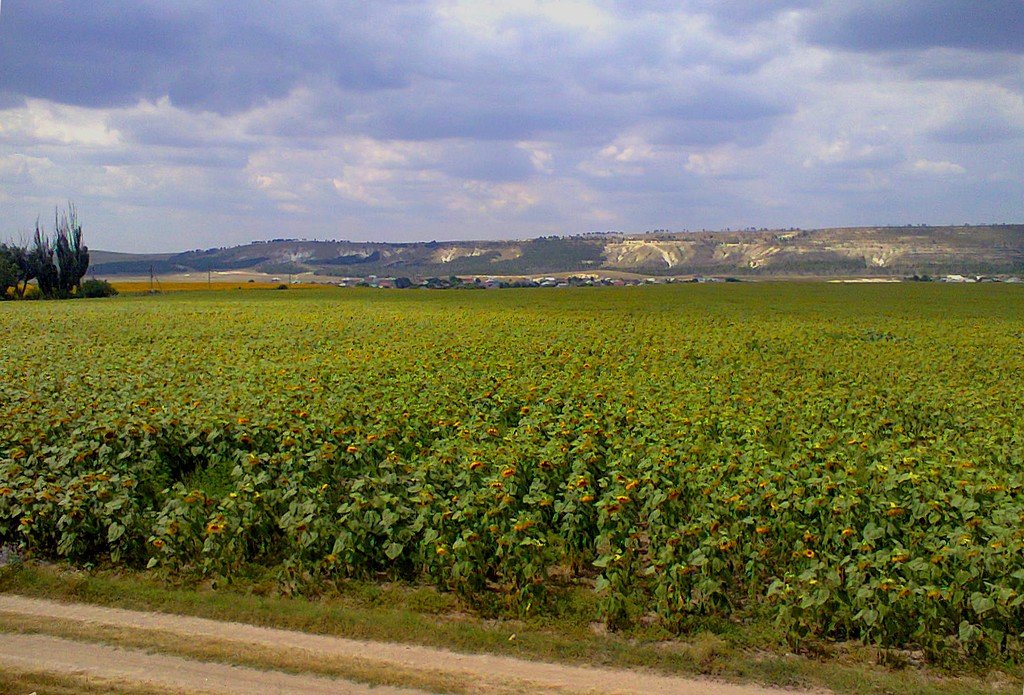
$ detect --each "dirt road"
[0,594,821,695]
[0,632,423,694]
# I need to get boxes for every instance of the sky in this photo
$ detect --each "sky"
[1,1,1022,252]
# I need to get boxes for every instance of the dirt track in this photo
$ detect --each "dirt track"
[0,632,422,694]
[0,594,820,694]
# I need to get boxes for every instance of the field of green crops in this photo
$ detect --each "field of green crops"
[2,284,1023,659]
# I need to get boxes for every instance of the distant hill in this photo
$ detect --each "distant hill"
[89,225,1024,278]
[86,250,177,275]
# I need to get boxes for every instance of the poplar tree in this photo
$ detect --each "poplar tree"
[53,204,90,296]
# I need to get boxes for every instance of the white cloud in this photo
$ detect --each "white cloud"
[911,159,966,175]
[578,136,658,177]
[447,181,539,214]
[516,141,554,174]
[0,99,122,147]
[332,167,397,207]
[0,154,48,184]
[685,148,737,176]
[436,0,614,34]
[802,136,900,169]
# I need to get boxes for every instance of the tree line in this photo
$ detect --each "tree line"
[1,204,113,299]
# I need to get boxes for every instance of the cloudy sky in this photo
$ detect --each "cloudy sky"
[1,1,1022,252]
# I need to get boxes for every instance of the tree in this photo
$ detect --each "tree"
[29,221,58,298]
[0,242,33,298]
[0,246,17,298]
[53,204,89,296]
[4,203,92,300]
[11,244,33,298]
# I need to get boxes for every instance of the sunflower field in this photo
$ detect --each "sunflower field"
[2,284,1023,658]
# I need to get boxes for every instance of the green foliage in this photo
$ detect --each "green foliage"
[7,244,35,298]
[0,247,17,298]
[1,284,1023,662]
[78,279,118,298]
[6,204,90,300]
[29,222,58,298]
[53,203,90,296]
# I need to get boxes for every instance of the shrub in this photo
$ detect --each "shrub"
[79,278,118,298]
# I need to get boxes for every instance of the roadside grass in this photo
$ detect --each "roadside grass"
[0,667,184,695]
[0,563,1019,695]
[0,612,485,695]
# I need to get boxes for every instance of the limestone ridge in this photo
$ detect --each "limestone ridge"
[90,225,1024,278]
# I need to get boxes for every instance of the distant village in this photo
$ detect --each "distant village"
[317,273,1023,290]
[328,275,744,290]
[930,274,1024,283]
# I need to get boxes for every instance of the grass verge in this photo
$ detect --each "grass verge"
[0,666,186,695]
[0,563,1019,695]
[0,612,491,695]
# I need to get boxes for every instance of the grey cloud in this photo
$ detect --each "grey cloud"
[363,86,620,143]
[276,71,635,144]
[641,83,790,147]
[107,108,254,151]
[649,118,777,148]
[582,168,697,195]
[435,144,537,183]
[0,93,26,109]
[2,0,792,147]
[612,1,812,25]
[79,147,251,170]
[688,0,815,27]
[0,1,423,114]
[0,2,200,107]
[931,117,1024,145]
[804,1,1024,53]
[576,22,780,91]
[884,50,1024,82]
[650,83,789,123]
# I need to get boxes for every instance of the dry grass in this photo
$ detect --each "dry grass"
[0,665,190,695]
[0,611,528,695]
